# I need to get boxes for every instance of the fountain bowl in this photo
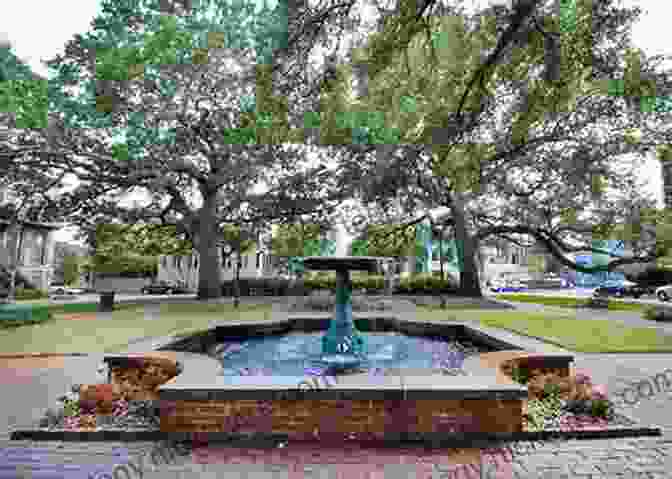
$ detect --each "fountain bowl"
[302,256,391,273]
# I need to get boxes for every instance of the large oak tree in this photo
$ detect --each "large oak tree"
[322,0,672,296]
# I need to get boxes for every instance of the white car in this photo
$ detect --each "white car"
[49,284,85,296]
[656,284,672,302]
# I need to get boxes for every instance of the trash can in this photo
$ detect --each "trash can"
[99,291,115,312]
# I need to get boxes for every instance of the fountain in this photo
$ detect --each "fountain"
[144,222,577,445]
[304,223,389,372]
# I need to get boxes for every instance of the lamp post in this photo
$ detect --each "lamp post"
[222,243,240,308]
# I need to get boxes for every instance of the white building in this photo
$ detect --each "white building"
[157,226,280,289]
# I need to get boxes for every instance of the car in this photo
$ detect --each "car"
[593,280,647,299]
[141,281,176,295]
[48,283,85,296]
[489,278,526,293]
[170,282,192,294]
[656,284,672,302]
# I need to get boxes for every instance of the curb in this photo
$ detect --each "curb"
[9,426,662,443]
[0,353,91,359]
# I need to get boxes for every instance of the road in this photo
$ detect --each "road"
[23,292,199,305]
[27,288,672,309]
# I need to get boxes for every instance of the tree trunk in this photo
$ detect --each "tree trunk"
[450,195,483,298]
[196,192,221,300]
[234,242,241,308]
[439,225,445,280]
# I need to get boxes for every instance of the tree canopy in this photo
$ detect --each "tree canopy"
[321,0,672,295]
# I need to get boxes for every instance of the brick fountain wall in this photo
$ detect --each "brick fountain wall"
[159,398,523,437]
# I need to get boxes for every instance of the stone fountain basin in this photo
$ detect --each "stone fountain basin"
[155,316,576,443]
[302,256,388,273]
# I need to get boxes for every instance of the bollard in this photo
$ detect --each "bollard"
[99,291,115,312]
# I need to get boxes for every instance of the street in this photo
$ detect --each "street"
[38,292,198,305]
[42,289,671,308]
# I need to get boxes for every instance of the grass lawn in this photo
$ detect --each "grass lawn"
[418,307,672,353]
[495,293,647,313]
[2,298,671,355]
[0,303,272,355]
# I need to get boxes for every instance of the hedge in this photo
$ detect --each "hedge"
[221,273,457,296]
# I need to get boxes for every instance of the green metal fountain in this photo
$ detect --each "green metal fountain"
[302,227,390,372]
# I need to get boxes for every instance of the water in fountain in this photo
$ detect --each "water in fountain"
[216,332,484,378]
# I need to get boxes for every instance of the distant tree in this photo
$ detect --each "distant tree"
[62,254,80,286]
[83,224,193,278]
[270,222,323,277]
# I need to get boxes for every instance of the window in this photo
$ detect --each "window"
[256,253,261,269]
[194,256,198,269]
[511,253,518,265]
[243,255,248,268]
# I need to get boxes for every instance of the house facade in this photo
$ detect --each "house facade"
[0,187,62,290]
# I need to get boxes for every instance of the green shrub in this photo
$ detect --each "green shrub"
[221,278,293,296]
[14,288,48,300]
[0,303,51,326]
[643,306,672,321]
[397,273,454,294]
[303,273,336,292]
[351,274,385,292]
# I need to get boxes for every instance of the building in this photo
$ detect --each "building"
[157,226,279,290]
[662,159,672,209]
[0,188,62,291]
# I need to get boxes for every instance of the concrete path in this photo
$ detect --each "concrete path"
[2,298,672,478]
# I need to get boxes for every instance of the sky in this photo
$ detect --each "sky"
[0,0,669,246]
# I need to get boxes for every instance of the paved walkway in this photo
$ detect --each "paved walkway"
[2,298,672,478]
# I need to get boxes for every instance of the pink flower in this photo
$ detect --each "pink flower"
[591,384,608,400]
[574,369,592,385]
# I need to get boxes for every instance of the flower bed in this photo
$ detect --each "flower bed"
[500,360,636,432]
[36,356,181,431]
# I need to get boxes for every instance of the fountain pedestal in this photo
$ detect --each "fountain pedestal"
[303,256,389,372]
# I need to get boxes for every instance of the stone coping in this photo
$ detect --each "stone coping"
[157,372,529,401]
[10,428,662,444]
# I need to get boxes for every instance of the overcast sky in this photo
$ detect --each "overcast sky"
[1,0,669,245]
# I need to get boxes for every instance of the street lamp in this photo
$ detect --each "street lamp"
[221,243,240,307]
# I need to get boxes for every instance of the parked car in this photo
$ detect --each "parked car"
[141,281,177,295]
[656,284,672,302]
[170,282,192,294]
[593,280,647,299]
[489,278,525,293]
[48,283,85,296]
